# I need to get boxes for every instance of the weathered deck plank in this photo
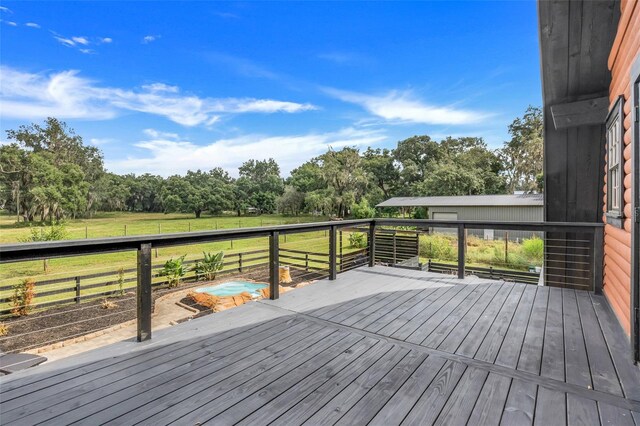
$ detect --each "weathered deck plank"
[1,266,638,426]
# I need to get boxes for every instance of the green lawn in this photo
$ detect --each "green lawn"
[0,211,369,314]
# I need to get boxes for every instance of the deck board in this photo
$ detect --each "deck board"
[1,266,638,426]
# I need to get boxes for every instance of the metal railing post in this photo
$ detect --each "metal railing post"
[269,231,279,300]
[329,225,337,280]
[137,243,152,342]
[369,222,377,267]
[457,224,466,279]
[593,227,604,294]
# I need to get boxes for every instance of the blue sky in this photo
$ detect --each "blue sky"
[0,1,541,177]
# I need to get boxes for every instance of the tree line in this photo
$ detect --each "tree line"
[0,107,542,222]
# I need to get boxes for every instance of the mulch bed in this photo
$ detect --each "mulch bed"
[0,288,178,354]
[0,266,325,353]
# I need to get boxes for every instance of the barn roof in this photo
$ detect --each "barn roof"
[376,194,544,208]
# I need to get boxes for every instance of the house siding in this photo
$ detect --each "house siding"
[603,0,639,335]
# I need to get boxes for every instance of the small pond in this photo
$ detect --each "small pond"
[194,281,268,298]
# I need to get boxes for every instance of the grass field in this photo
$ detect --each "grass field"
[0,212,371,314]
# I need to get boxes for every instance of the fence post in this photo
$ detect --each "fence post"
[238,252,243,273]
[305,253,309,272]
[457,224,466,279]
[188,222,191,232]
[137,243,153,342]
[369,222,377,267]
[75,277,81,304]
[393,230,397,265]
[269,231,280,300]
[593,227,604,294]
[329,226,337,280]
[85,226,88,239]
[124,224,127,236]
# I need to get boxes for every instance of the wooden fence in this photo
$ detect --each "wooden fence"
[0,246,369,317]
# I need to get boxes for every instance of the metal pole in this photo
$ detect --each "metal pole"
[269,231,280,300]
[329,225,337,280]
[457,224,466,279]
[137,243,152,342]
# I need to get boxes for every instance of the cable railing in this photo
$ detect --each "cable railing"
[0,219,603,347]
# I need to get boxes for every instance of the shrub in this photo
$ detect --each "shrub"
[522,237,544,264]
[116,267,125,295]
[419,235,456,262]
[160,255,187,287]
[101,299,117,309]
[194,251,225,281]
[20,224,67,242]
[351,199,376,219]
[348,232,367,249]
[11,278,36,317]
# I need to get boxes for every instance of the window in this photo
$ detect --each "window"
[606,96,624,219]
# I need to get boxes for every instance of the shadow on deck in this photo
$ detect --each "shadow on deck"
[1,266,639,425]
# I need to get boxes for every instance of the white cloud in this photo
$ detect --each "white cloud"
[2,20,17,26]
[0,66,317,126]
[52,33,110,53]
[25,22,40,28]
[325,88,490,125]
[0,6,12,13]
[72,36,90,45]
[107,127,387,177]
[142,35,160,44]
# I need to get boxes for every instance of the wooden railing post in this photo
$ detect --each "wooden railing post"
[339,230,343,272]
[238,252,243,273]
[75,277,81,304]
[369,222,377,267]
[137,243,152,342]
[269,231,279,300]
[305,253,309,272]
[457,224,466,279]
[329,225,337,280]
[593,227,604,294]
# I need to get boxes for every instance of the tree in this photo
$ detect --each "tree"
[318,147,367,217]
[393,135,442,195]
[277,186,305,215]
[237,159,284,214]
[361,148,399,200]
[500,106,543,193]
[420,161,485,196]
[1,118,105,222]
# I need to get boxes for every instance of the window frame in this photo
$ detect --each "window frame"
[606,95,625,226]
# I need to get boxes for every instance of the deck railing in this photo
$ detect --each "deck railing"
[0,219,603,343]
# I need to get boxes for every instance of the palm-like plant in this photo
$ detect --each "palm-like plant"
[160,255,187,287]
[194,251,225,281]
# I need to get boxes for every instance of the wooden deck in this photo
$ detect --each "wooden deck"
[1,266,639,425]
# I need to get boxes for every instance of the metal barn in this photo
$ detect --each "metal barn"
[377,194,544,240]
